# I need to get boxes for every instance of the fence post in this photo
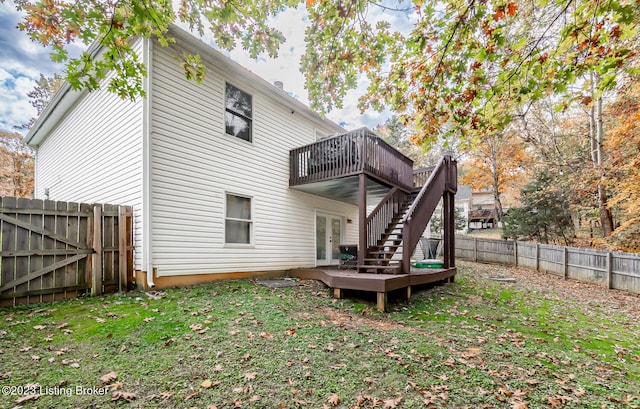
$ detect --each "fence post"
[91,206,103,296]
[513,241,518,266]
[118,206,127,293]
[473,238,478,262]
[606,252,613,289]
[535,243,540,271]
[563,247,568,280]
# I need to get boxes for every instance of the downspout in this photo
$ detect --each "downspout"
[142,36,155,287]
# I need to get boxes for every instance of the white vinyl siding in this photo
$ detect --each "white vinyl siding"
[34,40,144,270]
[150,40,357,276]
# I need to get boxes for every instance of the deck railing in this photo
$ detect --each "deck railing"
[365,187,408,249]
[413,166,435,189]
[289,128,414,190]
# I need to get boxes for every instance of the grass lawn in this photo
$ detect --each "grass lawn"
[1,261,639,408]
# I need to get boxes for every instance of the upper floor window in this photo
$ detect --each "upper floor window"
[225,83,252,142]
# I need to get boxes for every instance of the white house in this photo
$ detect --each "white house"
[26,25,457,291]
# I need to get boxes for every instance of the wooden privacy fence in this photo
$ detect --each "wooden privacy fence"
[0,197,133,307]
[456,236,640,294]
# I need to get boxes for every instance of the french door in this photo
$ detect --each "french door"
[316,213,343,266]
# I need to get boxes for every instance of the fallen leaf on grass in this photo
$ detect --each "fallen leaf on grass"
[259,331,273,339]
[383,396,402,408]
[285,328,296,336]
[328,393,341,406]
[106,382,123,391]
[148,391,172,401]
[249,395,262,402]
[33,325,46,330]
[245,372,257,380]
[112,391,136,402]
[201,379,221,389]
[100,371,118,384]
[185,389,201,400]
[15,394,40,403]
[31,355,40,361]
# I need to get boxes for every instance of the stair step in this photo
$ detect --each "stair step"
[362,259,393,266]
[368,250,401,255]
[358,264,400,271]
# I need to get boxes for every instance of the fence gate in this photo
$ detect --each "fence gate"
[0,197,133,307]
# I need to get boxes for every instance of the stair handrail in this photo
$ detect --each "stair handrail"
[402,156,447,225]
[401,156,453,273]
[365,187,407,249]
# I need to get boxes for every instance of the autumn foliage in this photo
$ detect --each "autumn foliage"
[0,131,34,198]
[604,82,640,252]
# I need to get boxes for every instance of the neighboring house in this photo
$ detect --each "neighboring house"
[26,25,457,289]
[455,184,471,231]
[467,187,517,229]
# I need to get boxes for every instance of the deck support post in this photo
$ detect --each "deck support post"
[443,156,457,269]
[405,286,412,301]
[377,292,387,312]
[333,288,343,299]
[358,173,367,272]
[443,193,454,269]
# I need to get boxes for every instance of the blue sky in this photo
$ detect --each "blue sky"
[0,2,416,135]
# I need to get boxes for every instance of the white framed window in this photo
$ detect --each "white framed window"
[225,193,253,245]
[225,82,252,142]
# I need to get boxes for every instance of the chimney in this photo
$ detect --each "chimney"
[274,81,284,90]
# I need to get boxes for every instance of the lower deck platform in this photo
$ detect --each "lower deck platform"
[289,266,456,312]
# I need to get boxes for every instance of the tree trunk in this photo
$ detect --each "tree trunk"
[490,149,504,224]
[589,74,614,237]
[595,94,614,236]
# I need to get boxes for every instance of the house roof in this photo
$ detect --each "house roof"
[25,25,344,147]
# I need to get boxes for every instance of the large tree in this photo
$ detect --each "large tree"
[603,80,640,252]
[9,0,638,117]
[0,131,34,198]
[373,115,460,168]
[460,128,529,223]
[502,172,574,245]
[16,73,64,130]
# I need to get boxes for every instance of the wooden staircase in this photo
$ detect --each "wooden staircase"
[360,192,417,273]
[360,156,457,274]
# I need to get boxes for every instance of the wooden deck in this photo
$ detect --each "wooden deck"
[289,267,456,312]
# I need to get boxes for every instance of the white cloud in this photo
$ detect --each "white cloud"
[0,1,66,133]
[0,70,38,132]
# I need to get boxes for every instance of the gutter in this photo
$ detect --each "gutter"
[142,36,155,288]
